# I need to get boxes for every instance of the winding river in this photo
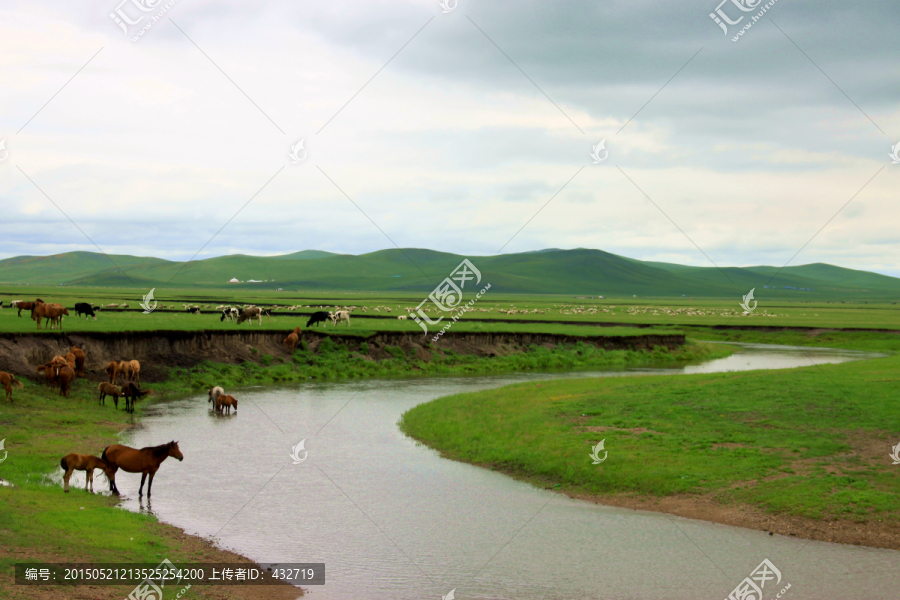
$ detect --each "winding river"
[110,343,896,599]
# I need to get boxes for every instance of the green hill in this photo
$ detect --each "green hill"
[0,248,897,299]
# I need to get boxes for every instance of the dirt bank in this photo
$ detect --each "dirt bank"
[0,329,685,382]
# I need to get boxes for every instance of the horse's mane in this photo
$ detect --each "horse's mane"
[143,442,173,457]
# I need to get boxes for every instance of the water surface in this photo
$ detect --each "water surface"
[111,343,895,599]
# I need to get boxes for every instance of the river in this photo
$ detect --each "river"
[113,343,896,599]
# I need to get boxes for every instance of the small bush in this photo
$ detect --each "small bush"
[260,354,273,366]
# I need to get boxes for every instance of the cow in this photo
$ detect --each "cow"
[306,311,331,328]
[236,307,263,325]
[74,303,97,320]
[187,307,201,314]
[331,310,351,327]
[220,307,239,322]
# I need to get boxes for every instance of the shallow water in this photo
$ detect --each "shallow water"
[108,343,895,599]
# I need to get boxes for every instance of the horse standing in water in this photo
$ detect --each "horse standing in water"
[101,441,183,497]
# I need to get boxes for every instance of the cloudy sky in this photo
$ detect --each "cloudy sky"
[1,0,898,274]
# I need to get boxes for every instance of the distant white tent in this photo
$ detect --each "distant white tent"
[228,278,240,283]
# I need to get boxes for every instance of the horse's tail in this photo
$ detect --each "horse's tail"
[101,447,109,463]
[60,456,67,471]
[11,376,22,388]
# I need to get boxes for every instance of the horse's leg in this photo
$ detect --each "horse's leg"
[86,469,93,493]
[64,468,72,493]
[147,471,156,497]
[108,466,119,494]
[139,472,147,496]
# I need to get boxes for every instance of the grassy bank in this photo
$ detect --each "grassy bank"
[399,330,900,549]
[167,338,726,392]
[0,376,300,598]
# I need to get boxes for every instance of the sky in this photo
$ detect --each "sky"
[1,0,898,275]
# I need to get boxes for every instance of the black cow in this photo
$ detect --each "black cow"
[306,311,331,328]
[220,307,239,321]
[74,302,97,320]
[187,307,201,314]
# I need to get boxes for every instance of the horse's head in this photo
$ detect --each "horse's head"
[231,399,238,412]
[169,441,184,461]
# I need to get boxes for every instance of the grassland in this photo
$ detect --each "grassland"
[0,383,299,600]
[399,329,900,548]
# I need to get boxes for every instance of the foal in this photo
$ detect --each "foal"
[216,394,238,415]
[61,453,115,493]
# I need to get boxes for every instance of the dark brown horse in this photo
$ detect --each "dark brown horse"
[101,441,183,496]
[121,380,151,413]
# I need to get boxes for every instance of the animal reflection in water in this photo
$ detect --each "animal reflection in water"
[101,441,183,497]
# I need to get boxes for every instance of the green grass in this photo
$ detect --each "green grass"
[399,330,900,523]
[0,382,214,598]
[168,339,729,389]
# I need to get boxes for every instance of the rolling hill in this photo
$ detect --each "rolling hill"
[0,248,897,299]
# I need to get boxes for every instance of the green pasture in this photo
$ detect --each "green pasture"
[0,284,898,333]
[399,330,900,524]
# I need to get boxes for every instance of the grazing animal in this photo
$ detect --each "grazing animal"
[57,366,76,397]
[306,311,331,328]
[397,315,407,320]
[283,332,299,351]
[331,310,351,326]
[292,327,302,336]
[37,364,59,389]
[105,361,119,384]
[64,353,77,371]
[97,382,121,409]
[0,372,23,402]
[61,454,115,493]
[121,381,151,413]
[208,386,225,408]
[118,360,131,384]
[13,300,39,317]
[101,441,183,497]
[220,307,239,322]
[261,308,273,321]
[187,306,200,314]
[128,360,141,385]
[71,346,86,376]
[236,307,263,325]
[216,394,238,415]
[32,302,69,329]
[74,303,97,320]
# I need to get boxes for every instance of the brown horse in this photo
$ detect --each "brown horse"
[105,361,119,384]
[121,381,152,413]
[118,360,131,384]
[283,332,299,351]
[14,299,41,317]
[37,364,59,389]
[0,372,23,402]
[216,394,238,415]
[128,360,141,385]
[98,382,121,408]
[61,453,115,493]
[57,365,76,397]
[102,441,183,496]
[32,303,69,330]
[71,346,86,376]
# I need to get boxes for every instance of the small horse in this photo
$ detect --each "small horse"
[208,386,224,409]
[102,441,183,497]
[0,372,23,402]
[216,394,238,415]
[283,332,299,351]
[98,382,121,409]
[61,453,115,493]
[128,360,141,385]
[71,346,86,376]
